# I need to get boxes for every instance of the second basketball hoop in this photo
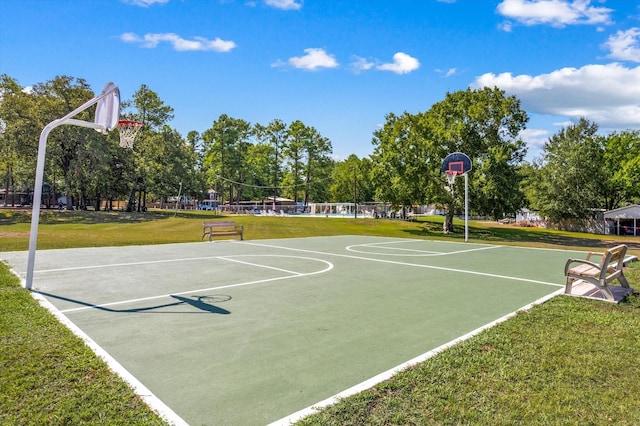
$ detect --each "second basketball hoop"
[118,119,144,149]
[441,152,472,183]
[441,152,472,242]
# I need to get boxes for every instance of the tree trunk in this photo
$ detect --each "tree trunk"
[126,185,136,212]
[3,166,10,208]
[137,188,143,212]
[443,211,455,233]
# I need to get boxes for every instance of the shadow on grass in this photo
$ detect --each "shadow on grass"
[403,220,640,250]
[0,209,225,225]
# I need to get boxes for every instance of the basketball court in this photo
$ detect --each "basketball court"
[1,236,577,425]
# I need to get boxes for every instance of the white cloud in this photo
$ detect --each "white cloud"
[603,28,640,63]
[120,32,236,52]
[376,52,420,74]
[473,63,640,129]
[435,67,458,77]
[284,48,338,71]
[121,0,169,6]
[496,0,613,28]
[265,0,302,10]
[349,56,375,74]
[498,21,513,32]
[519,128,550,151]
[120,32,140,43]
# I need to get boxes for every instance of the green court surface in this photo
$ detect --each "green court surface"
[1,236,581,425]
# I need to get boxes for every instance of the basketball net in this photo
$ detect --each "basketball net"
[118,120,144,149]
[445,171,458,186]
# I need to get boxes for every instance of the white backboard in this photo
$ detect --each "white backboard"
[94,82,120,133]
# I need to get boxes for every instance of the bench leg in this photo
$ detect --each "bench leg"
[617,274,630,289]
[564,277,574,295]
[566,276,617,301]
[597,279,616,301]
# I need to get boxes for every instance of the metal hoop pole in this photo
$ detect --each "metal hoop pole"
[25,83,119,290]
[464,173,469,242]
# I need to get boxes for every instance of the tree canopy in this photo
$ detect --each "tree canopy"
[2,73,638,232]
[371,87,529,229]
[529,119,640,222]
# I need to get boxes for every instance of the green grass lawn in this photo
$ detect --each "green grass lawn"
[0,262,166,425]
[1,208,639,425]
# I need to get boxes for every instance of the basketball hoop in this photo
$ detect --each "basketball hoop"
[117,120,144,149]
[441,152,473,242]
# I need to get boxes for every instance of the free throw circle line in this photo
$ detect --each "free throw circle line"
[58,256,333,313]
[346,240,501,257]
[219,255,314,276]
[346,242,441,256]
[58,257,333,313]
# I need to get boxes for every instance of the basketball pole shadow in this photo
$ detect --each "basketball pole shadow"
[35,291,231,315]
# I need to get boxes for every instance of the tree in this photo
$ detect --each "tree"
[127,84,174,130]
[185,130,208,203]
[371,112,438,215]
[517,162,542,210]
[534,118,604,222]
[69,131,115,209]
[243,143,274,201]
[0,75,40,206]
[330,155,373,204]
[202,114,252,206]
[424,87,529,229]
[371,88,528,231]
[123,85,177,211]
[253,119,287,209]
[30,76,98,209]
[601,130,640,207]
[284,120,307,204]
[301,126,333,206]
[140,126,196,206]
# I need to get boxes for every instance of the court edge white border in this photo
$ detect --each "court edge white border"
[8,268,188,426]
[268,288,565,426]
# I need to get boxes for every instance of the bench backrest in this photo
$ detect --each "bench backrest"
[601,244,627,274]
[204,221,237,228]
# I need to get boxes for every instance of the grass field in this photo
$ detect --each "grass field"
[1,208,639,425]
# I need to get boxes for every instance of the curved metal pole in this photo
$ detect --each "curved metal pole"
[25,83,119,290]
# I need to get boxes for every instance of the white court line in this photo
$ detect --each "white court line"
[35,255,227,273]
[352,239,443,252]
[243,241,563,288]
[36,254,319,277]
[219,256,304,276]
[57,256,334,313]
[268,288,565,426]
[349,244,442,255]
[346,240,501,257]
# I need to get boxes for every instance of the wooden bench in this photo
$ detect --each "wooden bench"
[202,221,243,241]
[564,244,632,301]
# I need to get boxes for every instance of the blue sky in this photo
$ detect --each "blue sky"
[1,0,640,161]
